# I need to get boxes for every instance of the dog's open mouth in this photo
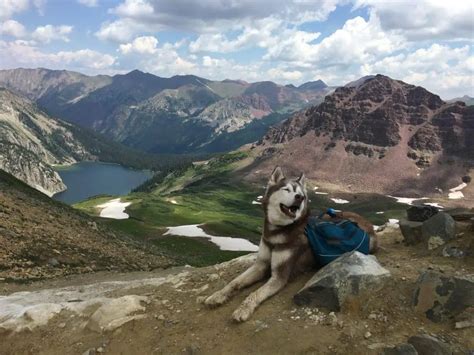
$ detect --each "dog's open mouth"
[280,203,301,218]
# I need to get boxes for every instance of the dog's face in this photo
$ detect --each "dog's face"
[263,166,308,226]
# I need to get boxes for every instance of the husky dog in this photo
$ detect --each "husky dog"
[205,166,377,322]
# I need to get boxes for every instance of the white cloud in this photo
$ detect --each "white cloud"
[139,43,196,75]
[33,0,46,16]
[119,35,158,54]
[262,14,404,72]
[355,0,474,41]
[0,40,116,73]
[95,19,147,42]
[32,24,73,43]
[0,20,27,37]
[362,44,474,99]
[267,68,303,81]
[97,0,343,42]
[78,0,98,7]
[0,0,29,19]
[189,17,282,53]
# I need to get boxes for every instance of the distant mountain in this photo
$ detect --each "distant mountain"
[249,74,474,195]
[449,95,474,106]
[298,80,327,91]
[0,68,331,154]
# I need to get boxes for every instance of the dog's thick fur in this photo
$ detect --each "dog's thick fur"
[205,167,378,322]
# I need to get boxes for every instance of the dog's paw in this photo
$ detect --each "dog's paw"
[232,305,253,322]
[204,291,228,308]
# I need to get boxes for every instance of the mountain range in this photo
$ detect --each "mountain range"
[0,68,332,154]
[249,74,474,196]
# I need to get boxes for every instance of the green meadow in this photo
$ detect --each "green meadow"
[74,151,409,266]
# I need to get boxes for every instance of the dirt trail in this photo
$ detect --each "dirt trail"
[1,228,473,355]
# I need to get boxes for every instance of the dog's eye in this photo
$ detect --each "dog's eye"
[282,188,290,192]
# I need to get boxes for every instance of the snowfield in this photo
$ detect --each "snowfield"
[97,198,132,219]
[164,224,259,252]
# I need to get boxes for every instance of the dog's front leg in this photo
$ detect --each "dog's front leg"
[205,240,270,307]
[232,248,295,322]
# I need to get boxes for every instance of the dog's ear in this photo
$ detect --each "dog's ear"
[268,166,285,186]
[296,172,306,190]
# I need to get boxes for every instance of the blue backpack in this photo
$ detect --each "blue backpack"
[305,209,370,266]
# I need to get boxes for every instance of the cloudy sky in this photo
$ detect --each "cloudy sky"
[0,0,473,98]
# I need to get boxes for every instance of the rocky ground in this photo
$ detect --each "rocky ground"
[0,170,175,282]
[1,221,472,354]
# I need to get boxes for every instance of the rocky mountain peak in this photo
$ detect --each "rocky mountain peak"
[256,75,473,195]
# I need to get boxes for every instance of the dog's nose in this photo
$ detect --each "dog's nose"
[295,194,303,201]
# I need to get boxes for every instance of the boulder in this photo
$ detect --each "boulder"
[413,271,474,322]
[293,251,391,311]
[399,219,424,245]
[421,213,455,250]
[382,343,418,355]
[407,334,452,355]
[407,205,439,222]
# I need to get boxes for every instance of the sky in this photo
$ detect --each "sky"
[0,0,473,99]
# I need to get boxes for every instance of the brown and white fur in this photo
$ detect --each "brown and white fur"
[205,166,378,322]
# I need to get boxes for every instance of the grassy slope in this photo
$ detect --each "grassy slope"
[74,151,409,266]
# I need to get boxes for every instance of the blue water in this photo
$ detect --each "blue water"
[53,162,153,204]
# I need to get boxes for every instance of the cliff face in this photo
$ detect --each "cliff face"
[253,75,474,195]
[0,88,93,195]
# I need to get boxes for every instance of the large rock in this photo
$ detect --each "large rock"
[407,334,452,355]
[413,271,474,322]
[382,343,418,355]
[293,251,391,311]
[421,213,456,250]
[407,205,439,222]
[399,219,424,245]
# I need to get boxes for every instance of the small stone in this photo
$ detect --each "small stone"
[381,343,418,355]
[48,258,60,267]
[58,322,66,328]
[208,273,220,281]
[158,314,165,321]
[368,313,377,320]
[364,331,372,339]
[442,246,465,258]
[82,349,96,355]
[454,307,474,329]
[407,334,452,355]
[96,347,104,353]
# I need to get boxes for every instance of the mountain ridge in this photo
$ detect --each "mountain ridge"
[0,68,331,154]
[248,74,474,197]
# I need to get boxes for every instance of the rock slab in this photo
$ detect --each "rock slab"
[407,334,452,355]
[293,251,391,311]
[413,271,474,322]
